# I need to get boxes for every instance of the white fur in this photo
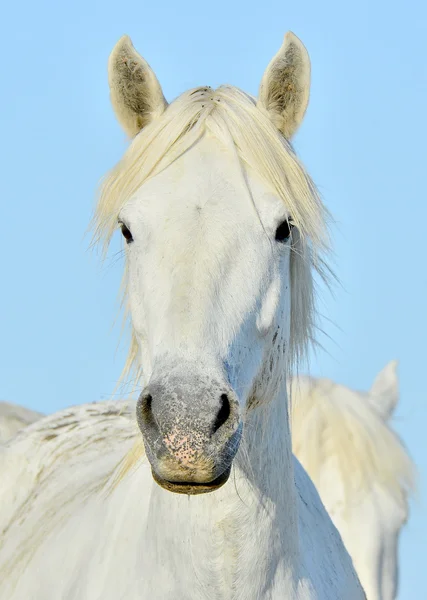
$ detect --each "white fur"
[0,400,365,600]
[0,33,365,599]
[291,362,415,600]
[0,360,413,599]
[0,360,412,599]
[0,401,43,443]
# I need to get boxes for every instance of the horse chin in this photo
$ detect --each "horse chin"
[151,466,232,495]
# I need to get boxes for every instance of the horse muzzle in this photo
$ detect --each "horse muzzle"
[136,368,242,495]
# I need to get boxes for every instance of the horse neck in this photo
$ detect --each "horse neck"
[239,379,300,540]
[141,379,301,598]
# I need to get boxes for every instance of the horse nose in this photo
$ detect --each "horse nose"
[136,373,242,488]
[138,390,234,440]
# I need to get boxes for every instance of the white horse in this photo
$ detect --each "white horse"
[0,33,366,599]
[291,361,415,600]
[0,401,43,443]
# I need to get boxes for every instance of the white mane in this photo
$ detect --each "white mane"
[291,376,416,508]
[93,85,331,384]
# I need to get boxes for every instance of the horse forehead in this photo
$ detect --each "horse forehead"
[130,136,278,223]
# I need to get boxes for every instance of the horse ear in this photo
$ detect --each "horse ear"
[368,360,399,421]
[108,36,168,138]
[257,32,311,139]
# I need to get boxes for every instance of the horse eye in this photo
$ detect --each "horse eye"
[119,223,133,244]
[275,219,294,243]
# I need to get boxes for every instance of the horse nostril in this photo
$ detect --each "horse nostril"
[141,393,152,415]
[212,393,231,434]
[137,393,157,429]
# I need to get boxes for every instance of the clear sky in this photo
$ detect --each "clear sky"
[0,0,425,596]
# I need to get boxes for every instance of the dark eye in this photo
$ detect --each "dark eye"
[119,223,133,244]
[275,219,294,243]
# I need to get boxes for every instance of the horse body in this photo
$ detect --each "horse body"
[0,32,366,598]
[0,363,413,599]
[291,362,415,600]
[0,399,362,600]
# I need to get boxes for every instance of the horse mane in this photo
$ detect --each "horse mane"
[92,85,331,388]
[290,377,416,508]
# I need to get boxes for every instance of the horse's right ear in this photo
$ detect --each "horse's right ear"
[108,36,168,138]
[368,360,399,421]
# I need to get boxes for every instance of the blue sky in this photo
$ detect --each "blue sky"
[0,0,425,596]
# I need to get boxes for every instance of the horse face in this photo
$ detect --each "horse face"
[120,136,293,493]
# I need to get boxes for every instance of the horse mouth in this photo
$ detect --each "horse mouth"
[151,466,231,495]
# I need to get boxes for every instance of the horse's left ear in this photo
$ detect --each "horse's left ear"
[258,32,311,139]
[108,35,168,138]
[368,360,399,421]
